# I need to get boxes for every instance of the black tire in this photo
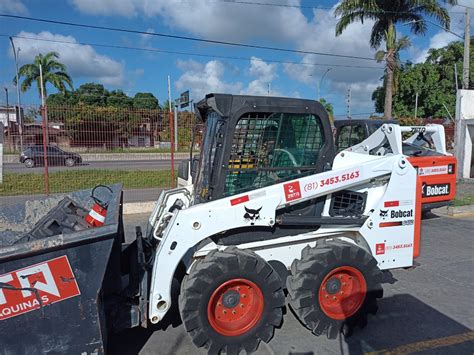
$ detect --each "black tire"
[287,240,383,339]
[24,158,35,168]
[65,157,75,167]
[179,247,285,354]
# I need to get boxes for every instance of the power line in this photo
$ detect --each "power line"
[1,34,384,70]
[214,0,466,13]
[0,13,379,62]
[334,112,376,116]
[214,0,332,10]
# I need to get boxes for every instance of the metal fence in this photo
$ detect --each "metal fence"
[0,105,456,208]
[0,105,201,207]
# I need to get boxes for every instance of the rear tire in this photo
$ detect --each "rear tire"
[24,159,35,168]
[287,240,383,339]
[179,247,285,354]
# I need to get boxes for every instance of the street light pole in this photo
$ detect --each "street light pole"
[311,68,332,101]
[405,19,463,39]
[4,88,12,150]
[10,37,23,151]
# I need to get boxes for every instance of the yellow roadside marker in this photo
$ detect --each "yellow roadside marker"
[365,330,474,355]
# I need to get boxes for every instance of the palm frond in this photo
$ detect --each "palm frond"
[370,18,389,48]
[375,50,386,62]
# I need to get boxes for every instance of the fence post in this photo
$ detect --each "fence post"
[41,105,49,195]
[170,110,175,187]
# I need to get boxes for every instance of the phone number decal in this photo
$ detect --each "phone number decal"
[303,170,360,192]
[319,170,360,187]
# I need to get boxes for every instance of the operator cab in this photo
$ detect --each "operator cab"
[191,94,335,203]
[334,119,442,157]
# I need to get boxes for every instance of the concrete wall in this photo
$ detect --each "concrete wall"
[455,90,474,179]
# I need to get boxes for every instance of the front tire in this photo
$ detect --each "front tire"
[287,240,383,339]
[24,158,35,168]
[65,157,75,167]
[179,247,285,354]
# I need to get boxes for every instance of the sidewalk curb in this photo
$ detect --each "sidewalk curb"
[432,204,474,217]
[123,201,156,215]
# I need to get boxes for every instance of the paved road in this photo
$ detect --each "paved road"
[0,188,164,208]
[4,159,182,173]
[112,212,474,355]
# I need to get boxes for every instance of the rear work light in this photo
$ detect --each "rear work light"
[448,164,455,174]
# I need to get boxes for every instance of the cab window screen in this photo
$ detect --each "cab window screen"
[224,113,325,196]
[336,124,365,151]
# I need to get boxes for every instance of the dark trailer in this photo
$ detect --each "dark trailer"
[0,185,145,354]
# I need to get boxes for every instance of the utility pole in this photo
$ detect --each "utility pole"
[347,87,352,119]
[10,37,23,151]
[462,8,471,89]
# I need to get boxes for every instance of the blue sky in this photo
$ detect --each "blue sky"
[0,0,472,116]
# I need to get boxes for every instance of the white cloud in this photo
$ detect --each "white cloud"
[71,0,137,17]
[175,59,242,99]
[243,57,279,96]
[0,0,27,14]
[332,80,380,117]
[71,0,385,111]
[139,28,155,47]
[176,57,285,99]
[72,0,310,42]
[282,7,384,113]
[11,31,125,87]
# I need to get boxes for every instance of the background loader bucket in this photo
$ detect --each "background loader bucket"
[0,184,124,354]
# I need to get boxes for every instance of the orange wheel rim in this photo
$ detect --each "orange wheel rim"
[207,278,264,336]
[318,266,367,320]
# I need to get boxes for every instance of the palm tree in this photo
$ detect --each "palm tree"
[335,0,456,118]
[375,36,411,97]
[14,52,73,99]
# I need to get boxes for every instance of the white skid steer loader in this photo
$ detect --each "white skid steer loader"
[144,94,456,354]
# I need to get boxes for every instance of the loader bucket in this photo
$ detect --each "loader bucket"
[0,184,124,354]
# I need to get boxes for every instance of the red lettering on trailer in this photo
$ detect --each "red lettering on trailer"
[375,243,385,255]
[284,181,302,202]
[0,256,80,320]
[384,200,400,208]
[230,195,250,206]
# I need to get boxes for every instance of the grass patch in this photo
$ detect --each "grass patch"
[0,170,175,196]
[453,195,474,207]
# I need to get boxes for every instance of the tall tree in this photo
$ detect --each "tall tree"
[107,90,133,108]
[372,38,474,118]
[75,83,109,106]
[319,98,335,123]
[335,0,456,118]
[14,52,73,98]
[133,93,159,109]
[375,36,411,97]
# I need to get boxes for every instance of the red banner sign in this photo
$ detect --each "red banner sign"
[0,255,81,320]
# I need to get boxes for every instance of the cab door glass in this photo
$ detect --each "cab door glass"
[336,125,352,151]
[224,113,325,196]
[336,124,365,151]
